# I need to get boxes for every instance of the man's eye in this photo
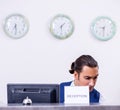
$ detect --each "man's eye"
[85,77,91,80]
[94,76,98,80]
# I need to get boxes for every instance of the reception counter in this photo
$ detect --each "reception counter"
[0,103,120,110]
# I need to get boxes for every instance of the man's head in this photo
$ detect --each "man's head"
[69,55,99,92]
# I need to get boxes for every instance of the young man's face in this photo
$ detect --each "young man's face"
[74,66,99,92]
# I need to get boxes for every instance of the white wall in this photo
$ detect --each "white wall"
[0,0,120,104]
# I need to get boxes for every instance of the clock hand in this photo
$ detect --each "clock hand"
[101,26,105,37]
[60,23,65,30]
[13,24,17,35]
[100,26,105,37]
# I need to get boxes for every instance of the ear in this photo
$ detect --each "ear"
[74,71,79,80]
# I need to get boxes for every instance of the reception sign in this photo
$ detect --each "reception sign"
[64,86,89,104]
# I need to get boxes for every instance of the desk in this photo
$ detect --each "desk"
[0,104,120,110]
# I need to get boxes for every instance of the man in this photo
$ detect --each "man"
[60,55,102,103]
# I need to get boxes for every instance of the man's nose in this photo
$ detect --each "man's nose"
[89,79,95,86]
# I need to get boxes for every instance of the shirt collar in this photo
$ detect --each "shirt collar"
[70,81,75,86]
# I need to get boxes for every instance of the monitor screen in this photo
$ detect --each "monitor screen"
[7,83,59,104]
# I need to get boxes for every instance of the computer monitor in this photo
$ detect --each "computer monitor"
[7,83,59,104]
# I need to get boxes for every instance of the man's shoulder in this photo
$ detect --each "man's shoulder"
[60,81,72,86]
[91,88,100,99]
[93,88,100,94]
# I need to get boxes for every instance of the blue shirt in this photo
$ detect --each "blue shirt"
[60,81,100,103]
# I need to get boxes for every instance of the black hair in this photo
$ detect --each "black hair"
[69,55,98,74]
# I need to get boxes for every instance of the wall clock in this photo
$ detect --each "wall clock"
[91,16,116,41]
[49,14,74,39]
[3,14,29,39]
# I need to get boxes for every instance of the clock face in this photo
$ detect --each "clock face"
[4,14,29,39]
[50,14,74,39]
[91,16,116,41]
